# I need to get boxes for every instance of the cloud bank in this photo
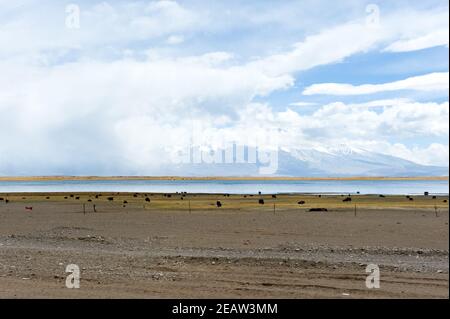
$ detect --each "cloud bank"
[0,1,448,175]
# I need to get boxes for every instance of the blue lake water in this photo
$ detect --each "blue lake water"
[0,179,448,195]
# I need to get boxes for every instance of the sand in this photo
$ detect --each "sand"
[0,193,448,298]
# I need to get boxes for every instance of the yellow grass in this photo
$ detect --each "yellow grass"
[1,193,448,211]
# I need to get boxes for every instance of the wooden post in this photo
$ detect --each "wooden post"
[354,204,357,217]
[93,204,97,213]
[83,204,86,215]
[435,205,439,218]
[273,203,276,214]
[189,200,191,214]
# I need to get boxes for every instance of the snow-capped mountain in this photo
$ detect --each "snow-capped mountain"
[277,148,448,177]
[164,146,448,177]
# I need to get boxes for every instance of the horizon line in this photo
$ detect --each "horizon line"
[0,176,448,181]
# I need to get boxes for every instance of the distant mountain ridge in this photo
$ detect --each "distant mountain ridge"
[277,148,448,177]
[165,146,449,177]
[1,147,447,178]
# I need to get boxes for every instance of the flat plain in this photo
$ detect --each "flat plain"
[0,193,448,298]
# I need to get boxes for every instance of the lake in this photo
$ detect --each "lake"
[0,179,448,195]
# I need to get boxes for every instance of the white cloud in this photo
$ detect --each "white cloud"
[359,142,449,167]
[0,52,294,174]
[0,2,448,175]
[0,1,200,57]
[384,28,449,52]
[166,35,185,45]
[289,102,317,107]
[244,8,449,77]
[1,61,448,173]
[303,72,449,95]
[342,98,413,108]
[305,100,449,138]
[245,21,389,77]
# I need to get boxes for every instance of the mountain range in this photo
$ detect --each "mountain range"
[164,146,448,177]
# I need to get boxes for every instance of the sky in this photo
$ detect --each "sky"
[0,0,448,175]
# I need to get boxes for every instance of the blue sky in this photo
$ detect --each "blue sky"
[0,0,448,175]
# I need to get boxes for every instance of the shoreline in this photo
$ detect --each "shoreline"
[1,192,449,196]
[0,175,448,182]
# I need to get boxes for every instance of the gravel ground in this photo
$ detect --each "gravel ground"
[0,194,448,298]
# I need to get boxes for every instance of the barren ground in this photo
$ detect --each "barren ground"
[0,193,448,298]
